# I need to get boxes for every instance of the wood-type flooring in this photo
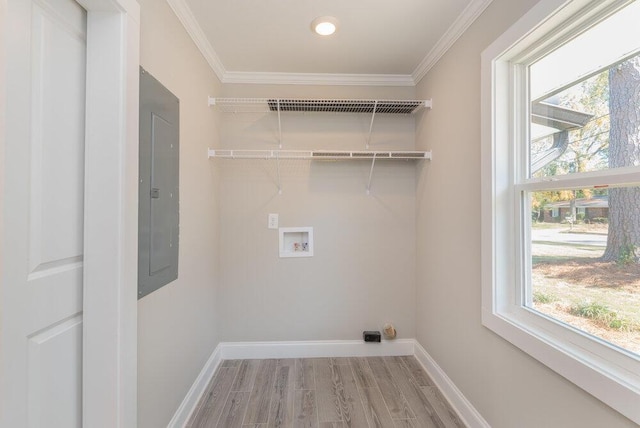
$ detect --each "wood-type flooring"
[187,356,464,428]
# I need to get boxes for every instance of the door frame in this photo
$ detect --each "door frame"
[0,0,140,426]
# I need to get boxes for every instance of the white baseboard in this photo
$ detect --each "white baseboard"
[169,339,487,428]
[219,339,415,360]
[167,344,223,428]
[413,341,490,428]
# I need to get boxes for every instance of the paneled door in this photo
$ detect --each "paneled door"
[2,0,87,426]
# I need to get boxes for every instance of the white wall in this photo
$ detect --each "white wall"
[415,1,637,427]
[136,1,221,427]
[216,84,419,342]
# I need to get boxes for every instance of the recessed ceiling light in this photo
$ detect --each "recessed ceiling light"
[311,16,338,36]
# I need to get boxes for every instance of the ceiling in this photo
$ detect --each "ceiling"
[167,0,493,86]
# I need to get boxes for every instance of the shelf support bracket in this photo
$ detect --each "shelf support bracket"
[366,101,378,149]
[366,153,377,195]
[275,150,282,194]
[277,99,282,149]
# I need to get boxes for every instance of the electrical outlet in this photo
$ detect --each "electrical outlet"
[268,213,278,229]
[363,331,381,342]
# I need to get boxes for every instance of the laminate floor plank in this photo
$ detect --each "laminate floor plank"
[268,365,295,428]
[295,359,316,390]
[420,386,464,428]
[293,389,318,428]
[366,357,415,420]
[335,364,370,428]
[245,359,278,425]
[358,387,395,428]
[232,359,261,392]
[329,357,351,366]
[385,361,440,428]
[278,358,297,367]
[314,359,343,423]
[189,366,238,428]
[382,356,404,365]
[349,358,376,389]
[217,391,251,428]
[393,419,418,428]
[399,356,434,387]
[192,356,462,428]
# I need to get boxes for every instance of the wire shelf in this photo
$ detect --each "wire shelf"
[208,97,432,114]
[206,97,434,193]
[208,149,431,161]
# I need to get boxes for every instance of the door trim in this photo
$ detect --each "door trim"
[0,0,5,416]
[0,0,140,426]
[78,1,139,426]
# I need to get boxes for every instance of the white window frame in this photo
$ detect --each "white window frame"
[481,0,640,424]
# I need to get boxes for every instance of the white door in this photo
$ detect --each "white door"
[2,0,87,426]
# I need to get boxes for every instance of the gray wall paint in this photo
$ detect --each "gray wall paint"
[137,1,222,427]
[216,84,418,342]
[415,1,637,427]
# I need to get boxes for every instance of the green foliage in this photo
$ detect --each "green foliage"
[533,291,556,304]
[608,318,625,330]
[617,244,637,266]
[570,301,632,331]
[592,217,608,224]
[531,210,542,222]
[571,301,612,319]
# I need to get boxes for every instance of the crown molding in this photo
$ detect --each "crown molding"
[223,71,415,86]
[166,0,492,87]
[412,0,494,84]
[165,0,226,82]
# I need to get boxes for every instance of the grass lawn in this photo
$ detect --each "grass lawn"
[531,223,640,355]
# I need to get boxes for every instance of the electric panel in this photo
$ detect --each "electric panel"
[138,67,179,298]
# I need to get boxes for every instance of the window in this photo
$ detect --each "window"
[482,0,640,423]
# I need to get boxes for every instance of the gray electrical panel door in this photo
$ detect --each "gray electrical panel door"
[138,67,179,299]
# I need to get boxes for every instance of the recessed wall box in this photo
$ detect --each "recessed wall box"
[279,227,313,258]
[363,331,381,342]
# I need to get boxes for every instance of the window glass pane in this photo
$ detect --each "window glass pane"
[530,1,640,101]
[529,1,640,179]
[530,70,610,177]
[529,187,640,355]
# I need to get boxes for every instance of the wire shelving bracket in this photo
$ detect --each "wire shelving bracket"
[206,97,433,194]
[208,97,433,150]
[207,149,432,194]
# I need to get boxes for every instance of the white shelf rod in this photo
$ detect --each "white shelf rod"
[207,149,432,160]
[207,148,432,194]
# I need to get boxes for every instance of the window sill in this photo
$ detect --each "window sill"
[481,307,640,424]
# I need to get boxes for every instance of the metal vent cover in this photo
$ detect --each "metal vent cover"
[312,151,351,157]
[267,99,424,114]
[391,151,426,158]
